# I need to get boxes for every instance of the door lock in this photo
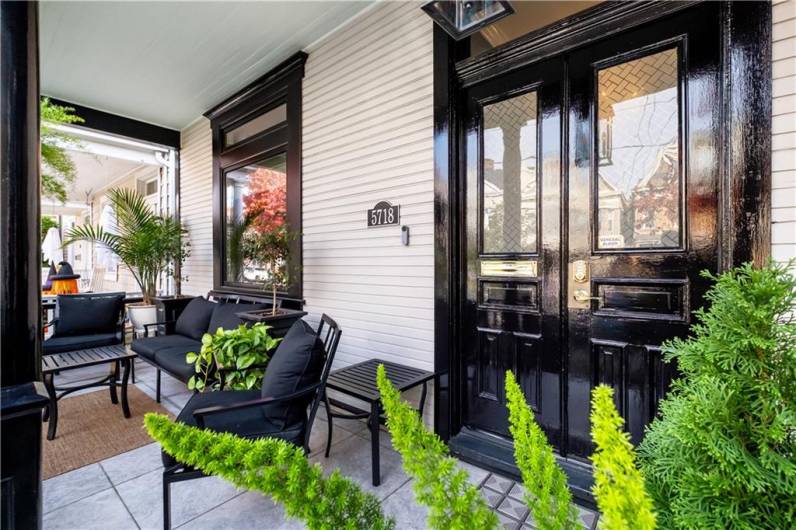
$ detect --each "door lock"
[573,289,601,303]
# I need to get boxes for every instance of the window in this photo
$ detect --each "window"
[208,52,306,297]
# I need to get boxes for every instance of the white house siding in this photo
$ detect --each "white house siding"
[773,0,796,264]
[179,117,214,295]
[301,1,435,385]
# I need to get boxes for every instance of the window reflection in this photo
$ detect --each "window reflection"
[596,48,680,249]
[482,91,538,254]
[224,153,287,284]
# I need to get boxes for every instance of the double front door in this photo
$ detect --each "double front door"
[460,3,723,458]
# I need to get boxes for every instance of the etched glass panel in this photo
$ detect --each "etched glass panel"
[596,48,680,249]
[482,91,538,254]
[224,104,286,147]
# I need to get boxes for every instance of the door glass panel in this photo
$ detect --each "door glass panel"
[596,48,680,249]
[482,91,538,254]
[224,104,287,147]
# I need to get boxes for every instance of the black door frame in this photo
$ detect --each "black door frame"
[433,0,771,482]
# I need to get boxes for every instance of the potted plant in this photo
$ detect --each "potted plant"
[63,188,189,333]
[237,223,306,335]
[187,323,278,391]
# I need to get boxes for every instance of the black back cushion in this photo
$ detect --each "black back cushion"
[260,320,325,428]
[207,303,269,333]
[174,297,216,340]
[55,293,125,336]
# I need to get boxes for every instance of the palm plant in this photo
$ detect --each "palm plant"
[63,188,189,304]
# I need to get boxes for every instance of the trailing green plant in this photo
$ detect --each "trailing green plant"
[40,97,83,203]
[590,385,656,530]
[187,323,278,391]
[638,262,796,529]
[144,413,394,530]
[63,188,189,304]
[376,365,498,530]
[505,371,579,530]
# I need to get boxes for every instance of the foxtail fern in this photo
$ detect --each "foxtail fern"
[505,371,578,530]
[376,365,498,530]
[145,414,394,530]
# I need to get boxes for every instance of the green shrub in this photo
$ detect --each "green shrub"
[376,365,498,530]
[590,385,656,530]
[638,262,796,529]
[145,413,394,530]
[187,323,278,391]
[505,371,578,530]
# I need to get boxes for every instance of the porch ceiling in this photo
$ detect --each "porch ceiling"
[40,1,372,130]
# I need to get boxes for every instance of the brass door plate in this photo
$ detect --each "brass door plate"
[480,260,537,277]
[573,260,588,283]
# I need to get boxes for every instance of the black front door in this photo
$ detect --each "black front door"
[460,2,723,459]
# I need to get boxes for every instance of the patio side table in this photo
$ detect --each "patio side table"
[323,358,434,486]
[41,344,136,440]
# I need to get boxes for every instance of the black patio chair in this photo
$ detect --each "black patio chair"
[161,315,342,530]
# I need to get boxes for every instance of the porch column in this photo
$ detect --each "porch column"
[1,1,49,529]
[501,124,522,251]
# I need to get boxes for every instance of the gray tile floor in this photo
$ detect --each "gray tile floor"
[43,362,598,530]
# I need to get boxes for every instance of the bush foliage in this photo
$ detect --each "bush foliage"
[186,323,277,391]
[590,385,656,530]
[40,98,83,203]
[145,413,394,530]
[376,365,498,530]
[638,262,796,529]
[505,371,578,530]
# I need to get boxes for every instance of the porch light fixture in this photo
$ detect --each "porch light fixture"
[422,0,514,41]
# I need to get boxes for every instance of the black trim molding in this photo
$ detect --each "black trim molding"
[44,97,180,149]
[208,51,307,299]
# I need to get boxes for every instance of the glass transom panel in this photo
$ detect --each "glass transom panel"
[482,91,538,254]
[596,48,681,250]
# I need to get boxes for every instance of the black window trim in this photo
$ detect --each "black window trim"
[207,51,307,300]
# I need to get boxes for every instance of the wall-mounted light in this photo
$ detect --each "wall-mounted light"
[421,0,514,41]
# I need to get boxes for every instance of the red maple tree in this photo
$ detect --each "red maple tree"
[242,167,287,234]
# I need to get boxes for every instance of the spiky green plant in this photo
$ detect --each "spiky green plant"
[505,371,578,530]
[40,97,83,203]
[63,188,189,304]
[376,365,498,530]
[638,262,796,529]
[590,385,656,530]
[145,413,394,530]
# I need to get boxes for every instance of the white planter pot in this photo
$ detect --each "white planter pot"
[127,304,157,335]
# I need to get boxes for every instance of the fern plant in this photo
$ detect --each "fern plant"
[505,371,578,530]
[186,323,278,391]
[590,385,656,530]
[145,413,394,530]
[376,365,498,530]
[638,262,796,529]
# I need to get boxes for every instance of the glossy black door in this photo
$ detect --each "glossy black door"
[566,3,723,457]
[461,58,564,447]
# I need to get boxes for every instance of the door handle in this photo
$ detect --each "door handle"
[573,289,601,302]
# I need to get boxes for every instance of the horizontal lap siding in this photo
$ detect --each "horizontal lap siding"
[179,118,214,295]
[773,0,796,263]
[302,1,435,376]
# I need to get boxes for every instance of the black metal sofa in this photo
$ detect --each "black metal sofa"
[131,291,296,401]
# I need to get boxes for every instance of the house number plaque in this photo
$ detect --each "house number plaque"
[367,200,400,227]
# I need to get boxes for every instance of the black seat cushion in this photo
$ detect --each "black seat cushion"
[260,320,325,428]
[54,293,125,336]
[153,347,200,383]
[207,303,269,333]
[174,297,216,340]
[43,333,121,355]
[162,390,305,467]
[131,335,201,362]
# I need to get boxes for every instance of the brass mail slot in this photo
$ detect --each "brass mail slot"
[480,260,537,277]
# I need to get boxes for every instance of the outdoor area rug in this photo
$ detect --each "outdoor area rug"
[42,386,173,479]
